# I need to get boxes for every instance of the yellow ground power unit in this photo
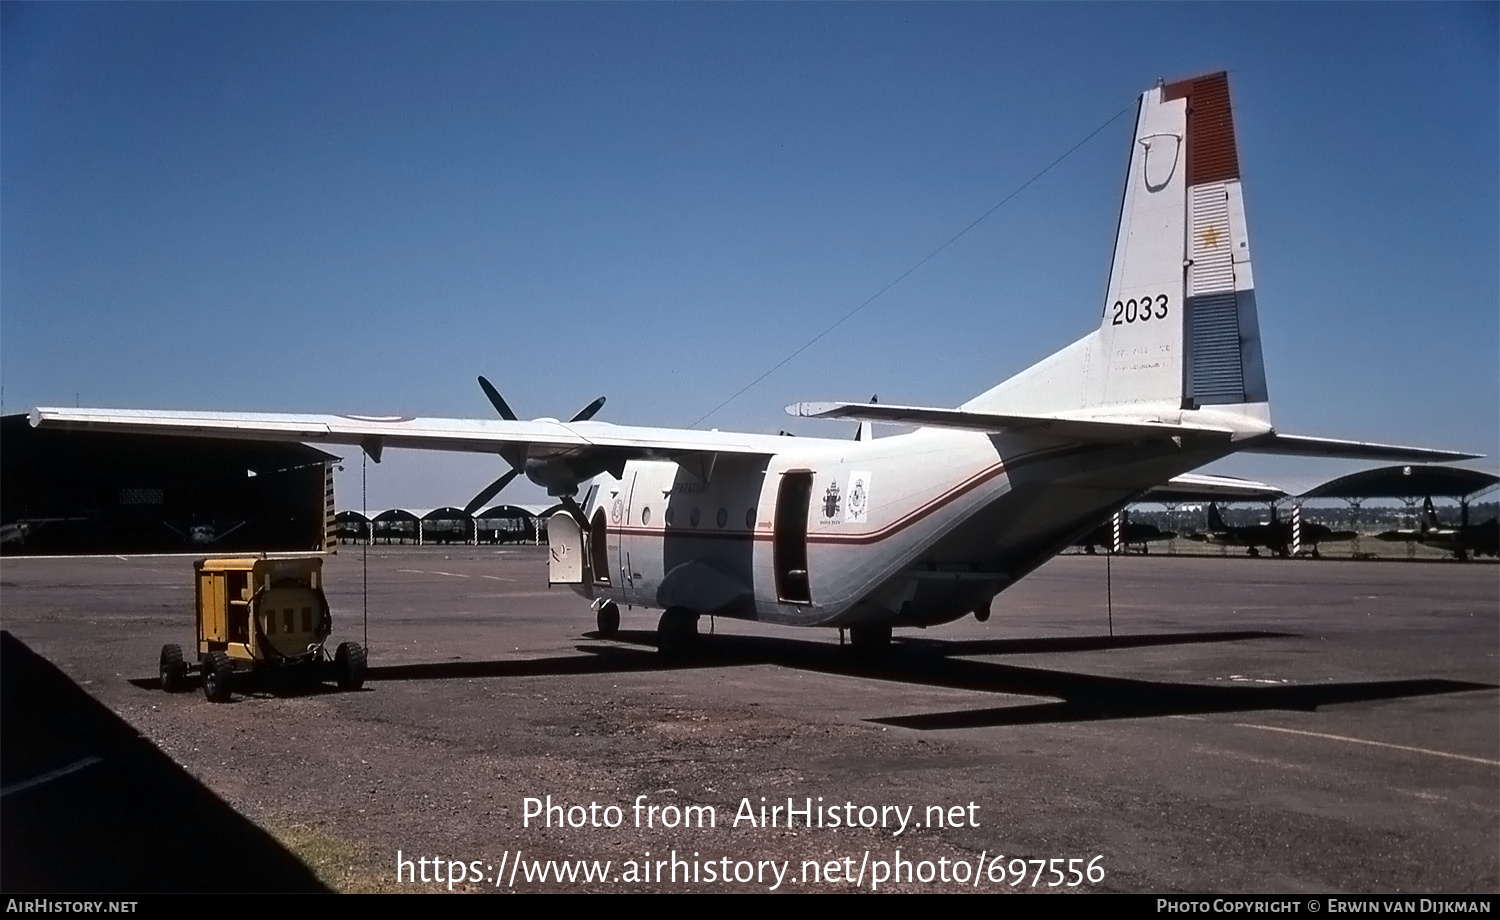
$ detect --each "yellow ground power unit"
[159,555,365,702]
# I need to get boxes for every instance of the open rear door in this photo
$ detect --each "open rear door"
[774,471,813,604]
[547,512,587,585]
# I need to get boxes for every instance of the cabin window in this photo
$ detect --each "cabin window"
[690,507,701,527]
[716,508,728,528]
[641,507,651,525]
[745,508,756,529]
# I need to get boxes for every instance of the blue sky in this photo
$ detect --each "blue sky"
[4,3,1496,507]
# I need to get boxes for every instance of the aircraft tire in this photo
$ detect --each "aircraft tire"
[202,651,233,703]
[596,602,621,638]
[159,644,186,693]
[849,622,892,653]
[335,642,367,691]
[657,607,698,660]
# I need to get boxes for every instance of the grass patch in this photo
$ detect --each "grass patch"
[266,821,405,893]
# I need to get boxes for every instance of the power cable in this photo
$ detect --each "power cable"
[362,450,369,653]
[690,100,1135,428]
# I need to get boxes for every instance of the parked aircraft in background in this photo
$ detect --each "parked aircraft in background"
[0,517,87,548]
[32,72,1476,655]
[1185,503,1356,558]
[1073,473,1284,553]
[162,519,248,547]
[1377,497,1499,561]
[1073,509,1176,555]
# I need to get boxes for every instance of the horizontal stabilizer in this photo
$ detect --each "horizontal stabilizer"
[1238,433,1482,463]
[786,401,1235,444]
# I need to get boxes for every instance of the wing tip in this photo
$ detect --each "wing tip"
[785,402,836,418]
[1249,433,1484,463]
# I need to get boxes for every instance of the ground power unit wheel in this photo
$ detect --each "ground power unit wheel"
[159,644,186,693]
[202,651,233,702]
[335,641,367,691]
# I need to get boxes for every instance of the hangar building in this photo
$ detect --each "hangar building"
[1,413,337,556]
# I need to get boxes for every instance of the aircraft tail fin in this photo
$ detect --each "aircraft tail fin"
[1421,496,1440,532]
[855,395,877,442]
[1207,502,1227,532]
[965,72,1267,422]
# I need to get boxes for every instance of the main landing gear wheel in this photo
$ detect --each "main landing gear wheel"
[159,644,186,693]
[596,601,621,638]
[848,622,892,655]
[202,651,233,703]
[656,607,699,660]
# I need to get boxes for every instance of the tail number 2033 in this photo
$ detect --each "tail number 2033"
[1111,295,1169,325]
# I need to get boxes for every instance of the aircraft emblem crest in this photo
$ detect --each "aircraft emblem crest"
[845,472,870,524]
[822,481,841,520]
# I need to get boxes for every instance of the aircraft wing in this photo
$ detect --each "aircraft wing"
[28,407,777,470]
[785,401,1236,443]
[1237,433,1482,463]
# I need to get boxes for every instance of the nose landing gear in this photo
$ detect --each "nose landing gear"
[595,601,621,638]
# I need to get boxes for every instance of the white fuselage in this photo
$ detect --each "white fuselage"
[572,426,1234,628]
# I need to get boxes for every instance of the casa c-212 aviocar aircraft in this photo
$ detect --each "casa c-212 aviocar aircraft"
[31,72,1478,657]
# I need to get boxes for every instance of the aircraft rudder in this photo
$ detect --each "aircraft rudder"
[1170,72,1268,411]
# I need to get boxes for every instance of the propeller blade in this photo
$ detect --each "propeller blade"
[464,468,520,516]
[569,396,606,423]
[477,376,517,421]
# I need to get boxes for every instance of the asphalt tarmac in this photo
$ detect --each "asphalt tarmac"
[1,547,1495,893]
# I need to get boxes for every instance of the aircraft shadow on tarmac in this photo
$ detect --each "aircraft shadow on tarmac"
[353,630,1496,729]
